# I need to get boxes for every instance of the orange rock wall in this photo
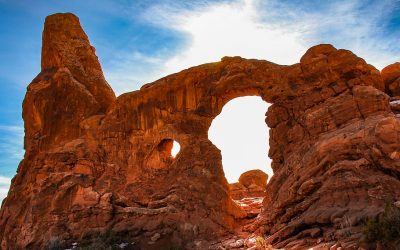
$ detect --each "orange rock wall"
[0,13,399,249]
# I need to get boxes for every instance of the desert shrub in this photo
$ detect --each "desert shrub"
[363,201,400,249]
[254,236,274,250]
[46,237,64,250]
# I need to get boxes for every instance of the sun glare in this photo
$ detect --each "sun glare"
[208,96,273,183]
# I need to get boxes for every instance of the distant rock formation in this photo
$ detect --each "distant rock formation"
[229,169,268,199]
[382,62,400,97]
[0,12,399,250]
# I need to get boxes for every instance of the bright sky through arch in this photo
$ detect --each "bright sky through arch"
[208,96,272,183]
[171,141,181,158]
[0,0,399,200]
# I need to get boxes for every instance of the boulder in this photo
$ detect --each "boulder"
[230,169,268,199]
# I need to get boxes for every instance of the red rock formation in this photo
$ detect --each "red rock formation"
[382,62,400,97]
[230,169,268,199]
[0,13,399,250]
[23,13,116,152]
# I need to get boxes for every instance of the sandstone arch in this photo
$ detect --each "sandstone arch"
[0,13,399,249]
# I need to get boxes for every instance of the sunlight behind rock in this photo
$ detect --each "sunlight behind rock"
[208,96,273,183]
[171,140,181,158]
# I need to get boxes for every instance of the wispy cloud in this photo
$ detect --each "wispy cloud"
[0,125,24,160]
[98,0,400,183]
[139,0,308,76]
[0,175,11,201]
[0,176,11,186]
[0,125,22,201]
[0,125,23,133]
[104,51,165,95]
[257,0,400,69]
[103,0,400,95]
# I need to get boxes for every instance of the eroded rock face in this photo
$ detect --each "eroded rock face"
[0,13,399,249]
[230,169,268,199]
[382,62,400,97]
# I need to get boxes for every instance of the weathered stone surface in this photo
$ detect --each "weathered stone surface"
[23,13,116,152]
[382,62,400,96]
[0,13,399,250]
[230,169,268,199]
[41,13,115,111]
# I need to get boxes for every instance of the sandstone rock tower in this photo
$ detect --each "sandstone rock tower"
[0,13,399,249]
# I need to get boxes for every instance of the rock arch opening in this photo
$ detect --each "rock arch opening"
[208,96,273,185]
[157,139,181,159]
[144,139,181,169]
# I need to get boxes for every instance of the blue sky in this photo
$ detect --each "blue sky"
[0,0,399,197]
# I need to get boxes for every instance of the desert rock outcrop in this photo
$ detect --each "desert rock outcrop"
[0,13,399,249]
[229,169,268,199]
[382,62,400,97]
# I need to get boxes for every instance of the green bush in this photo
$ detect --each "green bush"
[363,201,400,249]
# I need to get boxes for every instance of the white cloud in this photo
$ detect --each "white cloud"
[0,125,24,160]
[103,0,400,95]
[104,51,165,95]
[141,0,308,76]
[297,0,400,69]
[0,176,11,186]
[0,125,23,201]
[100,0,399,182]
[133,0,399,81]
[0,176,11,202]
[0,125,24,133]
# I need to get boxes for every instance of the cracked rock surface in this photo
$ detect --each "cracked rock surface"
[0,13,399,250]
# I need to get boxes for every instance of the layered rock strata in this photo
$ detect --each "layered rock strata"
[229,169,268,200]
[0,13,399,249]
